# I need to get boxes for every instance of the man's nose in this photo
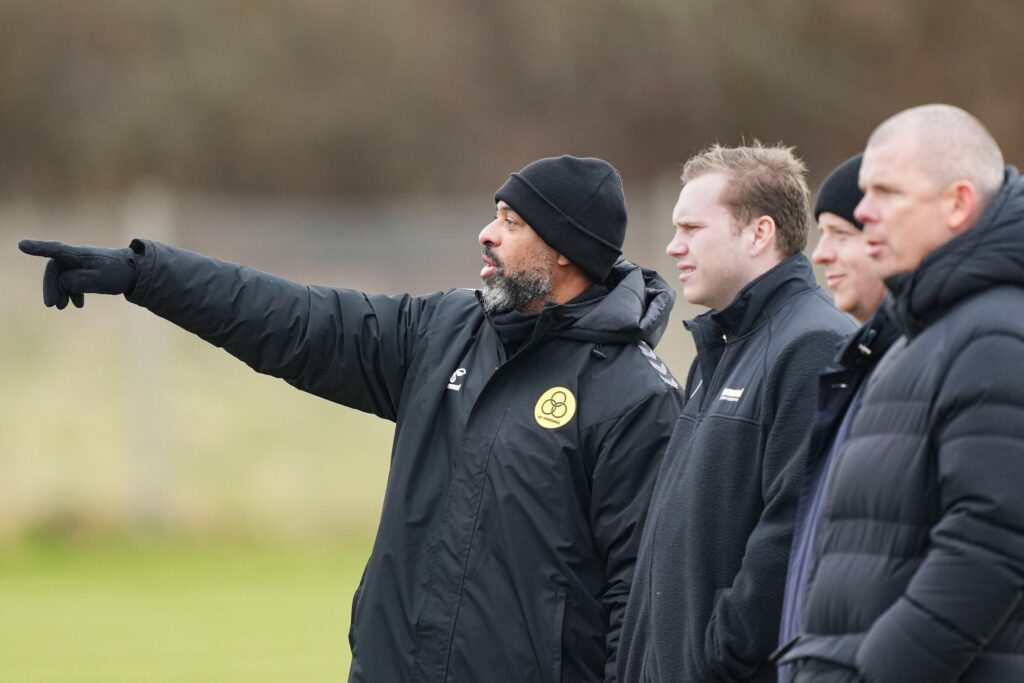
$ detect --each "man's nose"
[811,237,835,264]
[666,233,688,258]
[853,195,875,225]
[479,219,501,247]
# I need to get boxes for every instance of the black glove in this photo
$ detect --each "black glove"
[18,239,139,309]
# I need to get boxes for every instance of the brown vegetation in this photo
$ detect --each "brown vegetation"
[2,0,1021,199]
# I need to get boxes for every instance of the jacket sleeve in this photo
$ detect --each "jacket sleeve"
[854,333,1024,682]
[701,329,844,680]
[125,239,443,421]
[589,385,681,682]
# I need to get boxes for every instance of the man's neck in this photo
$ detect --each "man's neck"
[548,270,594,306]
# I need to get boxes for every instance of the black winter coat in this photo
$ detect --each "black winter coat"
[124,242,683,683]
[775,303,901,676]
[782,168,1024,682]
[618,254,856,682]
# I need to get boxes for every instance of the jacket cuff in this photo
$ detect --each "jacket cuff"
[125,238,157,306]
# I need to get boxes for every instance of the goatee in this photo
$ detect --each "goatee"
[480,248,554,315]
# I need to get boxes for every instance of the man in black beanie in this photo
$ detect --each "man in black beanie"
[809,153,887,322]
[775,153,898,681]
[480,155,628,318]
[20,154,682,682]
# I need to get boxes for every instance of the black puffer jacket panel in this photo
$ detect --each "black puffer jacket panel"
[784,168,1024,682]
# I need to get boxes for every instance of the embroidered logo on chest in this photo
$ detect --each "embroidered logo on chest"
[447,368,467,391]
[719,387,745,402]
[534,387,576,429]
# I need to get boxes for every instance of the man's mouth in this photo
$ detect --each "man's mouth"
[826,273,846,288]
[865,241,884,258]
[481,252,501,280]
[678,264,696,281]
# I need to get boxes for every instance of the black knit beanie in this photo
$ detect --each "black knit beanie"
[494,155,626,283]
[814,153,865,229]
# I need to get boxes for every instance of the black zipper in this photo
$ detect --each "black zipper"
[697,333,731,416]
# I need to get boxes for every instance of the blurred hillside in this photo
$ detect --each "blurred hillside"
[2,1,1022,541]
[2,0,1022,199]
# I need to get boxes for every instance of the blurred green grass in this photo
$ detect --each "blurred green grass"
[1,227,388,679]
[0,538,369,682]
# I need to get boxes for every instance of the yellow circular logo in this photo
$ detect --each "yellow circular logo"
[534,387,576,429]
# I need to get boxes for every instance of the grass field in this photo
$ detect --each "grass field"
[0,538,371,682]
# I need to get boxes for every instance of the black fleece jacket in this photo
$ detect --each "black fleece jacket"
[618,254,856,682]
[125,244,683,683]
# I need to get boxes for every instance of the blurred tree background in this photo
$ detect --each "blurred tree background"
[2,2,1021,679]
[2,0,1020,200]
[3,0,1023,550]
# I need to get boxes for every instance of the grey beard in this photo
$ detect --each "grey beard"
[480,270,553,315]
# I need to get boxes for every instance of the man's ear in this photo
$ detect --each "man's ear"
[556,253,572,266]
[946,180,980,234]
[749,216,777,257]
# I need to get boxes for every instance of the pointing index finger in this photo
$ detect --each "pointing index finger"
[19,239,69,258]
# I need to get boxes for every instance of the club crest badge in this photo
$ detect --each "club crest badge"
[534,386,576,429]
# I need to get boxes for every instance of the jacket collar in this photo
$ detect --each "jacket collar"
[686,252,819,342]
[476,257,677,351]
[829,298,901,374]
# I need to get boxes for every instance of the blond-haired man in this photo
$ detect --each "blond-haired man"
[619,143,855,682]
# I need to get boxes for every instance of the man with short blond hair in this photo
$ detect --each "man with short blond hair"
[618,142,855,682]
[680,143,814,258]
[781,104,1024,681]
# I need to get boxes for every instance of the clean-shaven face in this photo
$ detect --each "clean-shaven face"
[667,172,754,310]
[855,136,955,280]
[477,201,558,315]
[812,212,887,322]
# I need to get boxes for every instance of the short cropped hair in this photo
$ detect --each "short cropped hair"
[682,142,811,256]
[868,104,1004,209]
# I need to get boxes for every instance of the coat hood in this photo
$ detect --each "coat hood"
[555,257,676,348]
[887,166,1024,336]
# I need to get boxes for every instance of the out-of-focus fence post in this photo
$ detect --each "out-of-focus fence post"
[120,181,175,532]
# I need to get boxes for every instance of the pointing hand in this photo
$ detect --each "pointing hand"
[18,239,138,309]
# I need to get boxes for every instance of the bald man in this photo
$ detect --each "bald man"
[779,105,1024,681]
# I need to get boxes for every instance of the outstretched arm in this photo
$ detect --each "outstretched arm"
[20,238,442,420]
